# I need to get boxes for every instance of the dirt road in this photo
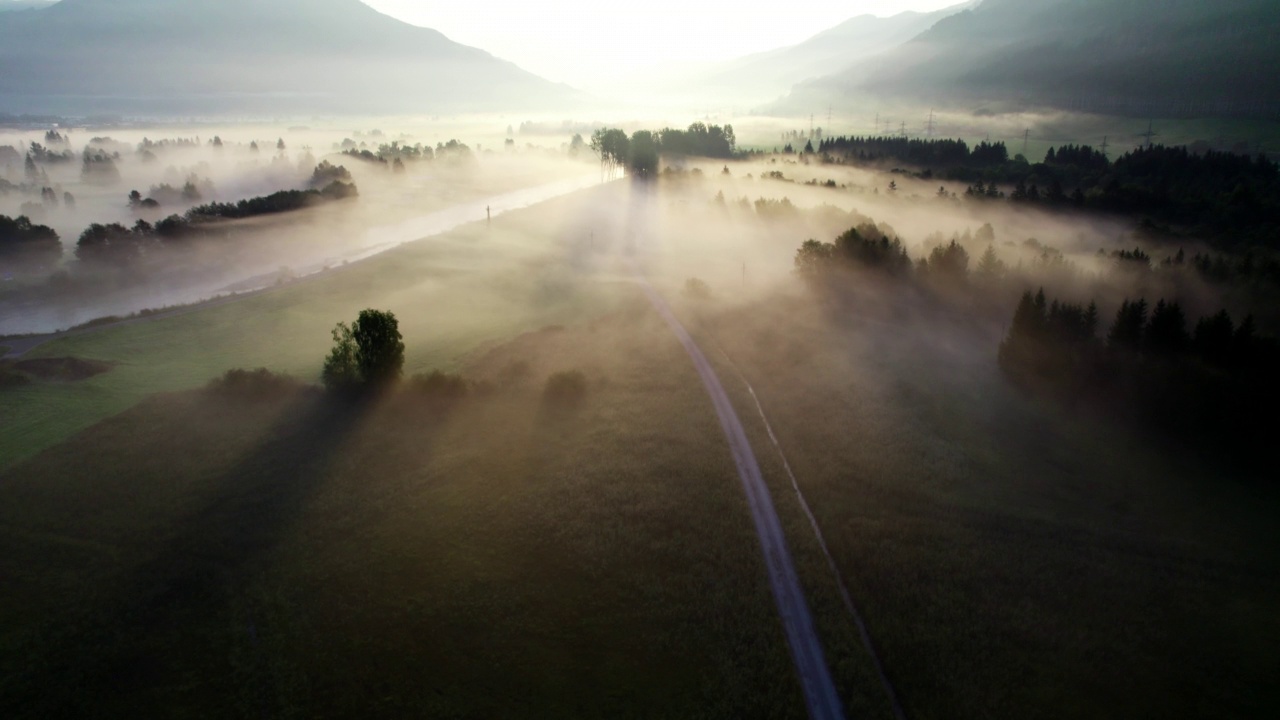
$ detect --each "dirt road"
[634,266,846,720]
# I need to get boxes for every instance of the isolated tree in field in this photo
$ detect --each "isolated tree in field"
[323,309,405,391]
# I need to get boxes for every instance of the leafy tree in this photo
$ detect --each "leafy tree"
[793,239,836,286]
[628,130,659,178]
[75,222,146,266]
[590,128,630,180]
[0,214,61,268]
[323,309,406,391]
[353,309,405,386]
[322,322,360,391]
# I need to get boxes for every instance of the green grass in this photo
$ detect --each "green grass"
[694,289,1280,719]
[0,304,822,718]
[0,187,630,471]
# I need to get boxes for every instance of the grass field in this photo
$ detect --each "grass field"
[0,185,631,471]
[691,283,1280,719]
[3,173,1277,718]
[0,299,900,718]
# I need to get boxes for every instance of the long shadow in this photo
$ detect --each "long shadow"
[5,389,378,718]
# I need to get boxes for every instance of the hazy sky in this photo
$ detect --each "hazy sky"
[362,1,968,86]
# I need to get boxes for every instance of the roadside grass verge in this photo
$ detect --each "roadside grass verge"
[696,288,1280,719]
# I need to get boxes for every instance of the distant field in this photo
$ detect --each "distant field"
[0,186,630,470]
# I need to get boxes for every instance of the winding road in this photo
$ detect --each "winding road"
[633,264,846,720]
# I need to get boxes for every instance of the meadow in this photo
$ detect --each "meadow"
[0,293,908,718]
[2,160,1277,718]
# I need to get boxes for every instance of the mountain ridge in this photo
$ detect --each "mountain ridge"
[0,0,579,115]
[781,0,1280,118]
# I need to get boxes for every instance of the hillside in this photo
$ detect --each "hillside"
[633,4,971,107]
[0,0,578,115]
[783,0,1280,118]
[0,1,55,12]
[685,5,971,106]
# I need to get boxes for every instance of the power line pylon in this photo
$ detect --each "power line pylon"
[1140,119,1158,149]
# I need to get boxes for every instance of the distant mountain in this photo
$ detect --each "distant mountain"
[0,1,56,12]
[640,3,973,107]
[784,0,1280,118]
[0,0,579,115]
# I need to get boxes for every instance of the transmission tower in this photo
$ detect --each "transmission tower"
[1023,128,1030,157]
[1139,120,1158,149]
[900,121,907,139]
[926,109,936,138]
[1100,135,1110,160]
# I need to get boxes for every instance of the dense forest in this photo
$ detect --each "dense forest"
[818,136,1280,245]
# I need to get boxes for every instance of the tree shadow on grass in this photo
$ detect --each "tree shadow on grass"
[3,389,380,718]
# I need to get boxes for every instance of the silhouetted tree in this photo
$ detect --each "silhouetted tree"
[1144,300,1189,355]
[1107,299,1148,351]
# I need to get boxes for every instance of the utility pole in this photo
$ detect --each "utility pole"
[1023,128,1030,157]
[1140,119,1158,149]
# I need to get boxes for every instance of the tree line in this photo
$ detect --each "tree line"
[821,136,1280,245]
[791,217,1277,470]
[591,123,739,179]
[74,179,358,265]
[998,288,1277,468]
[0,214,60,270]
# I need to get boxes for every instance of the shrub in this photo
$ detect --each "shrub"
[410,371,469,401]
[0,364,30,389]
[207,368,303,399]
[683,277,712,300]
[543,370,588,404]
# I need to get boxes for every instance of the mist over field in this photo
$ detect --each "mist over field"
[2,1,1279,719]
